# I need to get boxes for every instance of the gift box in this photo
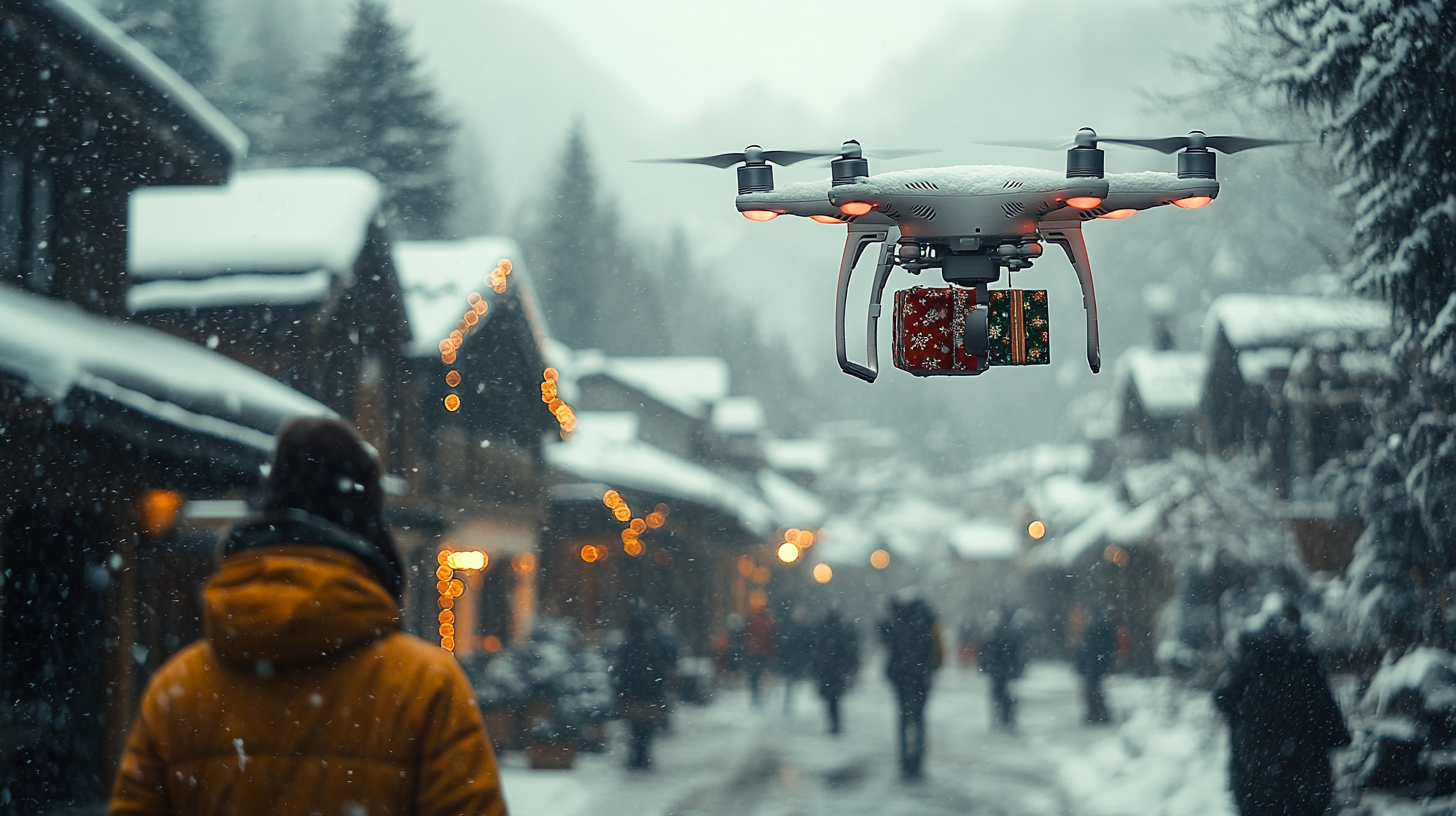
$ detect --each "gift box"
[892,286,982,376]
[987,289,1050,366]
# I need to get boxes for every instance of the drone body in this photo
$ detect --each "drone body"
[640,129,1288,382]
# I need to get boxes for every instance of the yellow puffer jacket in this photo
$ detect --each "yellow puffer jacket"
[108,544,505,816]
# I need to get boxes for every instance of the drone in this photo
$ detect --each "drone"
[639,129,1297,382]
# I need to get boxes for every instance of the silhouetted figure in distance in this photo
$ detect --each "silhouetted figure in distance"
[1076,612,1116,724]
[812,608,860,734]
[880,594,943,779]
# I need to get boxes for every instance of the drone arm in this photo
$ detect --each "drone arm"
[1041,223,1102,374]
[835,223,893,382]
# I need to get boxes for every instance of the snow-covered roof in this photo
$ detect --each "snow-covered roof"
[763,438,832,475]
[1236,347,1296,385]
[545,411,774,535]
[129,168,384,280]
[1206,294,1389,351]
[38,0,248,161]
[948,519,1020,561]
[712,397,765,436]
[0,284,333,451]
[757,468,827,527]
[1030,496,1166,567]
[565,354,731,420]
[1120,348,1207,417]
[394,236,528,358]
[1025,474,1117,537]
[128,269,333,313]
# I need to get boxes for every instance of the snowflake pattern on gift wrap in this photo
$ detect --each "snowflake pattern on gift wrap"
[910,333,932,350]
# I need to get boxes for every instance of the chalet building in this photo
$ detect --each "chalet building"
[1114,348,1206,461]
[541,353,780,655]
[391,236,556,652]
[0,4,332,811]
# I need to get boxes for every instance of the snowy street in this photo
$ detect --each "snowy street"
[500,662,1235,816]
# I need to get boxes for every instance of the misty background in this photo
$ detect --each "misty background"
[106,0,1350,466]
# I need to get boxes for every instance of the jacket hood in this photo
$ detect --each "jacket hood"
[202,544,400,668]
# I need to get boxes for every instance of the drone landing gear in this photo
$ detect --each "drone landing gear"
[835,223,897,382]
[1040,222,1102,374]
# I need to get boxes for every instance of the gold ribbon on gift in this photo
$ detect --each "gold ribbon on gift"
[1009,289,1026,365]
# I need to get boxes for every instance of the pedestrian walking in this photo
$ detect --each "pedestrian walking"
[107,418,505,816]
[614,606,675,770]
[979,608,1024,730]
[779,607,813,714]
[880,592,943,779]
[1075,611,1116,724]
[812,608,860,735]
[1213,597,1350,816]
[743,594,779,707]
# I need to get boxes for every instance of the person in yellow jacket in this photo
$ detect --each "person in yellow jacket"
[108,418,506,816]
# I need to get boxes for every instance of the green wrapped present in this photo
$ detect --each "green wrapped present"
[987,289,1050,366]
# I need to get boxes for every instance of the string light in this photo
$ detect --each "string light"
[437,260,513,415]
[541,367,576,435]
[813,563,833,583]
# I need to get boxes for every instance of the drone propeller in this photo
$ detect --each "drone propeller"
[633,146,833,169]
[1098,133,1306,154]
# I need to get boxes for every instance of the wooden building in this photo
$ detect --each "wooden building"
[1114,348,1206,461]
[0,3,318,811]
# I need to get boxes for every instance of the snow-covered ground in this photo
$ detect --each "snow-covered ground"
[499,662,1236,816]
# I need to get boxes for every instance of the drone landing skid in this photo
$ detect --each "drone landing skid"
[835,223,896,382]
[1039,222,1102,374]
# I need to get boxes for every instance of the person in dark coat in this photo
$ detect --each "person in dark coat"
[979,608,1024,730]
[743,595,779,707]
[779,607,814,714]
[880,594,943,779]
[1213,600,1350,816]
[1075,612,1116,724]
[613,608,674,770]
[812,608,861,734]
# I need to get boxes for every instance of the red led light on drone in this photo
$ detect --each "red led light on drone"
[1098,209,1138,220]
[1066,196,1103,210]
[810,215,843,224]
[742,210,779,222]
[838,202,875,216]
[1172,196,1212,209]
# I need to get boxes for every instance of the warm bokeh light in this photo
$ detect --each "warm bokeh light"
[541,381,558,402]
[796,529,814,547]
[513,553,536,574]
[1028,520,1047,540]
[438,595,453,610]
[741,209,779,222]
[645,512,665,529]
[1098,208,1138,219]
[441,637,455,651]
[438,339,454,354]
[482,635,502,652]
[1172,196,1213,209]
[472,300,488,316]
[1104,544,1130,567]
[449,329,463,346]
[463,310,479,327]
[621,527,639,543]
[751,566,772,584]
[547,397,564,413]
[838,201,874,216]
[813,563,833,584]
[870,549,891,569]
[810,214,843,224]
[655,503,670,517]
[603,490,622,508]
[498,259,513,274]
[581,544,600,563]
[445,550,488,570]
[444,394,461,412]
[737,556,755,578]
[624,539,644,557]
[786,528,800,542]
[436,565,454,582]
[139,489,185,538]
[613,505,632,522]
[543,367,558,382]
[441,349,456,365]
[448,579,464,597]
[438,609,455,624]
[629,518,647,535]
[445,370,461,387]
[1067,196,1103,209]
[777,542,801,563]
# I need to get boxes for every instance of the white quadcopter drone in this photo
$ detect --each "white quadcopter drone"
[640,128,1296,382]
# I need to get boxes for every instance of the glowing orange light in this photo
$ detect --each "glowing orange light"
[613,505,632,522]
[1104,544,1130,567]
[646,512,665,529]
[838,201,874,216]
[513,553,536,574]
[438,339,455,354]
[603,490,622,508]
[498,259,513,274]
[448,578,465,596]
[1098,208,1138,220]
[139,489,185,538]
[777,542,800,563]
[630,518,647,535]
[436,580,452,594]
[445,550,488,570]
[438,595,454,610]
[436,565,454,581]
[444,394,461,412]
[441,349,456,365]
[581,544,599,563]
[742,210,779,222]
[813,563,833,584]
[1067,196,1103,209]
[491,278,507,294]
[624,539,644,557]
[1028,520,1047,540]
[439,622,455,638]
[544,367,559,382]
[441,638,455,651]
[622,527,639,543]
[468,292,482,305]
[786,528,801,542]
[870,549,891,569]
[737,556,755,578]
[472,300,487,316]
[810,214,843,224]
[463,310,479,327]
[548,397,565,413]
[445,370,461,387]
[752,566,772,584]
[1173,195,1212,209]
[439,609,455,624]
[541,382,558,401]
[483,635,502,652]
[655,503,669,517]
[797,529,815,547]
[437,550,452,565]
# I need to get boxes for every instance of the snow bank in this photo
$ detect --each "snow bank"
[1207,294,1389,351]
[129,168,383,279]
[545,411,773,534]
[127,269,333,313]
[0,285,333,449]
[394,236,526,357]
[1121,348,1207,417]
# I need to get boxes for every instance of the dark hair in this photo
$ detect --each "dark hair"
[258,417,402,596]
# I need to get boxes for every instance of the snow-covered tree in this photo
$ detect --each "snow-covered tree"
[1222,1,1456,649]
[304,0,456,238]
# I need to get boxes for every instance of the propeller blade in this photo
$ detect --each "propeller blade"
[865,148,941,160]
[975,138,1073,151]
[761,149,840,166]
[1097,136,1192,154]
[1203,136,1307,154]
[632,152,747,169]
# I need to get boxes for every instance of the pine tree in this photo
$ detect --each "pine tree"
[103,0,215,85]
[306,0,456,239]
[211,0,308,162]
[1224,0,1456,647]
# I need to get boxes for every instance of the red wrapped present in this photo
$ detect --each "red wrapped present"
[892,286,983,376]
